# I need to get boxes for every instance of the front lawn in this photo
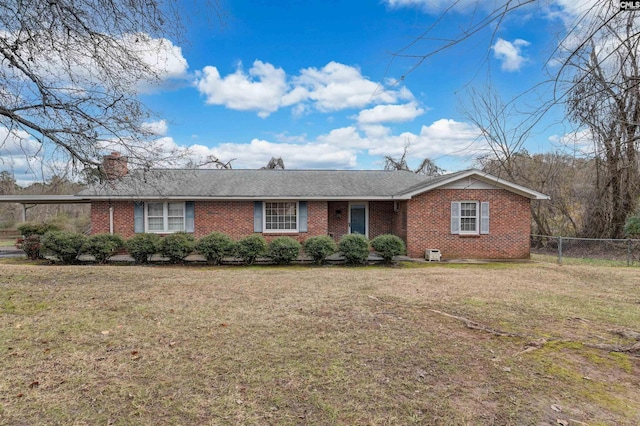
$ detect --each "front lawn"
[1,262,639,425]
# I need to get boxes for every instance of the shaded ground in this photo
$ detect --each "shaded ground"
[1,261,639,425]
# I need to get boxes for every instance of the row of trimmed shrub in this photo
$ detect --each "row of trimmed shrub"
[19,223,406,265]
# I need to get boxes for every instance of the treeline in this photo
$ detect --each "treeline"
[479,151,638,239]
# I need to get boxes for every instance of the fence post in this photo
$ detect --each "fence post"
[627,239,631,267]
[558,236,563,265]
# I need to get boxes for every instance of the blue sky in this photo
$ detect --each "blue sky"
[2,0,598,184]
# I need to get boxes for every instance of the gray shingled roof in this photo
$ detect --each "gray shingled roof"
[77,169,437,199]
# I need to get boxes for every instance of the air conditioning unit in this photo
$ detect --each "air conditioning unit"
[425,249,441,262]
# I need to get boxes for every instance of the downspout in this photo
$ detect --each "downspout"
[109,202,114,235]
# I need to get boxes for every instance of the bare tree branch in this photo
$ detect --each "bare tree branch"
[0,0,221,179]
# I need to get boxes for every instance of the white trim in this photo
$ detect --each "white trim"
[109,205,114,235]
[263,200,299,233]
[348,201,369,237]
[144,201,186,233]
[400,169,550,200]
[458,201,479,235]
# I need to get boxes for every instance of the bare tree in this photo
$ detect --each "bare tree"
[0,0,220,178]
[383,142,443,176]
[262,157,285,169]
[461,85,594,237]
[566,12,640,238]
[409,3,640,238]
[479,151,593,238]
[461,86,538,180]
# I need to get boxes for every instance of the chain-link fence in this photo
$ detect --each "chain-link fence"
[531,235,640,266]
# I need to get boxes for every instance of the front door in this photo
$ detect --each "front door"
[349,203,367,236]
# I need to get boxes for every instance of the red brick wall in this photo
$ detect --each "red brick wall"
[369,201,395,238]
[90,201,135,238]
[392,200,408,243]
[92,200,328,243]
[194,201,254,239]
[91,192,531,259]
[328,201,348,241]
[405,189,531,259]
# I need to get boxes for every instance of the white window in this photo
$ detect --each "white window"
[264,201,298,232]
[451,201,489,235]
[460,201,478,234]
[146,202,185,233]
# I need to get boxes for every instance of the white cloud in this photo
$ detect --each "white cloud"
[195,60,288,118]
[544,0,601,27]
[212,139,358,169]
[384,0,511,14]
[135,127,357,169]
[98,117,484,174]
[0,126,50,185]
[385,0,488,13]
[355,102,425,124]
[292,61,411,112]
[364,119,484,159]
[548,129,594,155]
[171,118,484,170]
[316,126,370,149]
[195,60,414,117]
[128,35,189,92]
[1,31,189,95]
[492,38,530,72]
[140,119,169,136]
[132,36,188,80]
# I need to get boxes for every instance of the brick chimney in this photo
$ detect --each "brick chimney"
[102,151,129,180]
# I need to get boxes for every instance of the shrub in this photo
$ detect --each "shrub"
[268,236,301,265]
[41,230,87,264]
[158,232,196,263]
[338,234,370,265]
[195,232,235,265]
[83,233,125,264]
[235,234,267,265]
[303,235,337,265]
[126,233,161,264]
[22,235,42,260]
[624,215,640,238]
[17,222,59,237]
[371,234,406,263]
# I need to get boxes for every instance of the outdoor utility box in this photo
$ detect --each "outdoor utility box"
[426,249,442,262]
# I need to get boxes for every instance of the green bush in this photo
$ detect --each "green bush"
[303,235,337,265]
[624,215,640,237]
[371,234,406,263]
[158,232,196,263]
[22,235,42,260]
[338,234,370,265]
[41,230,87,264]
[126,233,161,264]
[267,236,301,265]
[195,232,235,265]
[83,233,125,264]
[235,234,267,265]
[17,222,59,237]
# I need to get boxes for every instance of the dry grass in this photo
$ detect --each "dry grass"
[1,261,639,425]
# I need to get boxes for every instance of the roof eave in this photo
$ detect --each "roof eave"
[0,195,93,204]
[399,169,551,200]
[77,195,406,201]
